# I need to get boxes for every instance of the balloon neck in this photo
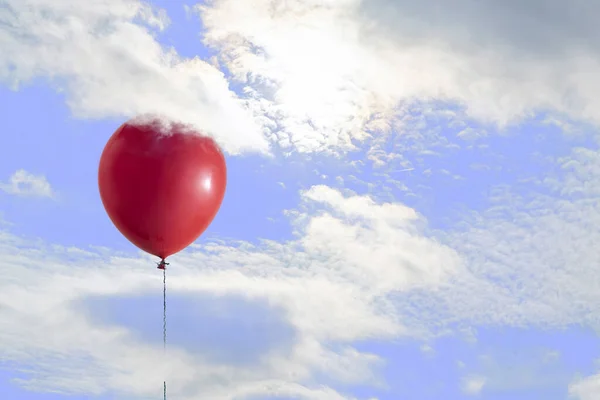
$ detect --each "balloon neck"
[157,259,169,270]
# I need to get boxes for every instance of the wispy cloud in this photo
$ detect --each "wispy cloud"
[0,169,54,198]
[462,375,486,395]
[0,184,458,399]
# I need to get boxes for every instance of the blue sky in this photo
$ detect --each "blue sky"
[2,0,600,399]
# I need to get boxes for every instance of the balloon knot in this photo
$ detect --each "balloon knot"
[157,259,169,270]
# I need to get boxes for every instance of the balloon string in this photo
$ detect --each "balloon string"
[163,265,166,400]
[158,259,169,400]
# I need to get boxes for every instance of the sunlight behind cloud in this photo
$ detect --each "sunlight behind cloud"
[198,0,600,156]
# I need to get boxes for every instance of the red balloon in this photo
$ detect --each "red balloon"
[98,117,227,259]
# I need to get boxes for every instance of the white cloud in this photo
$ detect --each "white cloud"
[570,375,600,400]
[419,343,434,356]
[0,169,54,198]
[390,143,600,398]
[197,0,600,155]
[0,0,268,154]
[427,147,600,330]
[0,185,459,399]
[461,375,486,396]
[7,0,600,158]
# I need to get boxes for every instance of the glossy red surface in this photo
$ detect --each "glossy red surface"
[98,118,227,259]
